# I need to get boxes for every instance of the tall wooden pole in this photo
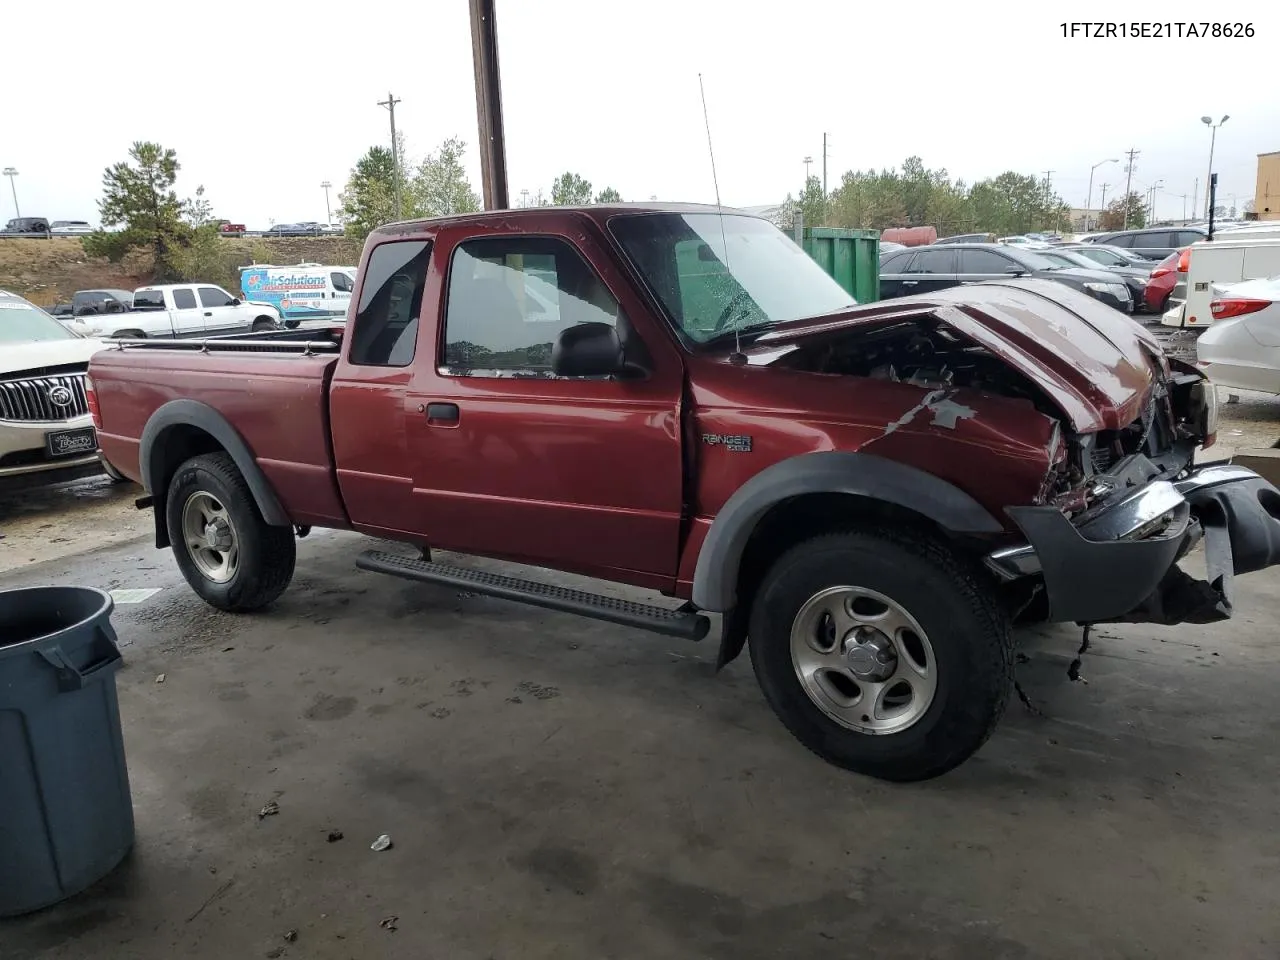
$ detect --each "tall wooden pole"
[469,0,509,210]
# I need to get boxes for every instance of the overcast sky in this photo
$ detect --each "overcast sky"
[4,1,1276,228]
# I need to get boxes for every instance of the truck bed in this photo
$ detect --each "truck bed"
[91,332,349,527]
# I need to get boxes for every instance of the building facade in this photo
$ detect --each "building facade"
[1256,151,1280,221]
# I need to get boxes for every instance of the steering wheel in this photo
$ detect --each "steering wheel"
[711,290,754,334]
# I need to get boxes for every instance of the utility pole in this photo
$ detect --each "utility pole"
[803,156,813,188]
[1191,178,1198,221]
[2,167,18,217]
[469,0,509,210]
[377,92,402,219]
[320,180,332,225]
[1099,182,1110,223]
[1147,180,1163,223]
[822,133,829,196]
[1042,170,1054,229]
[1121,148,1139,228]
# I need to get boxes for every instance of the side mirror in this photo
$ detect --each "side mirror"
[1004,267,1027,276]
[552,322,626,378]
[230,297,242,305]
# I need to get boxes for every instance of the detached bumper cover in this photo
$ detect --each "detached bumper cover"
[989,464,1280,625]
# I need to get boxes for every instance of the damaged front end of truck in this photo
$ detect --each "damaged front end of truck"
[745,278,1280,628]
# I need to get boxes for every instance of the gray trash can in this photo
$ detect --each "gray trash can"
[0,586,134,917]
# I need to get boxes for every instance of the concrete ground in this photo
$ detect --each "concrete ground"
[2,519,1280,959]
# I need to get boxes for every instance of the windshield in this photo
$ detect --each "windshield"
[1003,248,1061,272]
[0,293,79,343]
[609,212,856,344]
[1075,247,1122,266]
[1052,250,1105,270]
[1036,252,1076,269]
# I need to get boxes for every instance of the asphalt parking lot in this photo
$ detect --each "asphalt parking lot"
[3,460,1280,959]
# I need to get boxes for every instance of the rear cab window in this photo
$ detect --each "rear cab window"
[347,240,432,367]
[133,290,167,310]
[172,288,197,309]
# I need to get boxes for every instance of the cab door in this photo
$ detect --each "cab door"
[199,285,249,333]
[329,269,355,317]
[402,219,686,588]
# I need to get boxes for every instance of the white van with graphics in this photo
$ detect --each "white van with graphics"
[239,263,356,326]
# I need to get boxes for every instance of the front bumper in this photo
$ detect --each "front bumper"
[987,464,1280,625]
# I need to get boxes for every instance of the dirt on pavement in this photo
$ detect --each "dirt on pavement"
[0,476,148,574]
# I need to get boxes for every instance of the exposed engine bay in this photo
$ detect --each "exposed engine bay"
[772,318,1058,416]
[768,315,1212,515]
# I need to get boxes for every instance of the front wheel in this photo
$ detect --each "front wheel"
[165,451,296,612]
[748,528,1012,782]
[251,316,277,332]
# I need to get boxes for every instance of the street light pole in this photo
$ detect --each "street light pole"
[1085,158,1119,232]
[320,180,332,226]
[1201,114,1229,219]
[2,167,18,217]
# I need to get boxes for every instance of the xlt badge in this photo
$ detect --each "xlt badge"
[702,433,752,453]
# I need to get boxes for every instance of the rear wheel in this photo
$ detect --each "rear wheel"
[748,528,1012,782]
[251,316,277,332]
[165,452,295,611]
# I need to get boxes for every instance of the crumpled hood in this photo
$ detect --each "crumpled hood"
[1,336,106,375]
[744,278,1165,432]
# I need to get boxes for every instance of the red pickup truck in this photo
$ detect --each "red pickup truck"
[86,204,1280,781]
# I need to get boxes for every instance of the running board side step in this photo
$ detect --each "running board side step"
[356,550,711,641]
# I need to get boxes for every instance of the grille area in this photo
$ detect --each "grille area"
[0,374,90,422]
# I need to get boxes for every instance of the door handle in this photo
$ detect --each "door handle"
[204,311,212,316]
[423,402,459,424]
[902,280,918,286]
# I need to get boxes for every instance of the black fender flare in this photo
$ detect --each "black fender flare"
[139,399,291,546]
[691,450,1003,614]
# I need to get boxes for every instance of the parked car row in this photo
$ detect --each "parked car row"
[53,284,283,339]
[2,218,96,236]
[879,243,1134,313]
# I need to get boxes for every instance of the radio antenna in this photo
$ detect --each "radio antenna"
[698,72,744,362]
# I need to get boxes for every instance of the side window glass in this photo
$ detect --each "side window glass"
[880,252,914,273]
[331,271,353,293]
[1106,234,1133,248]
[172,288,197,309]
[442,236,619,378]
[907,250,955,273]
[959,249,1013,274]
[348,240,431,367]
[198,286,233,308]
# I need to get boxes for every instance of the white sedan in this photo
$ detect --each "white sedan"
[1195,276,1280,394]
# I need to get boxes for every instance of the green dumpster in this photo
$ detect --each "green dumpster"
[798,227,880,303]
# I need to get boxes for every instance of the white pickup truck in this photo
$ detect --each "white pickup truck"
[74,283,281,339]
